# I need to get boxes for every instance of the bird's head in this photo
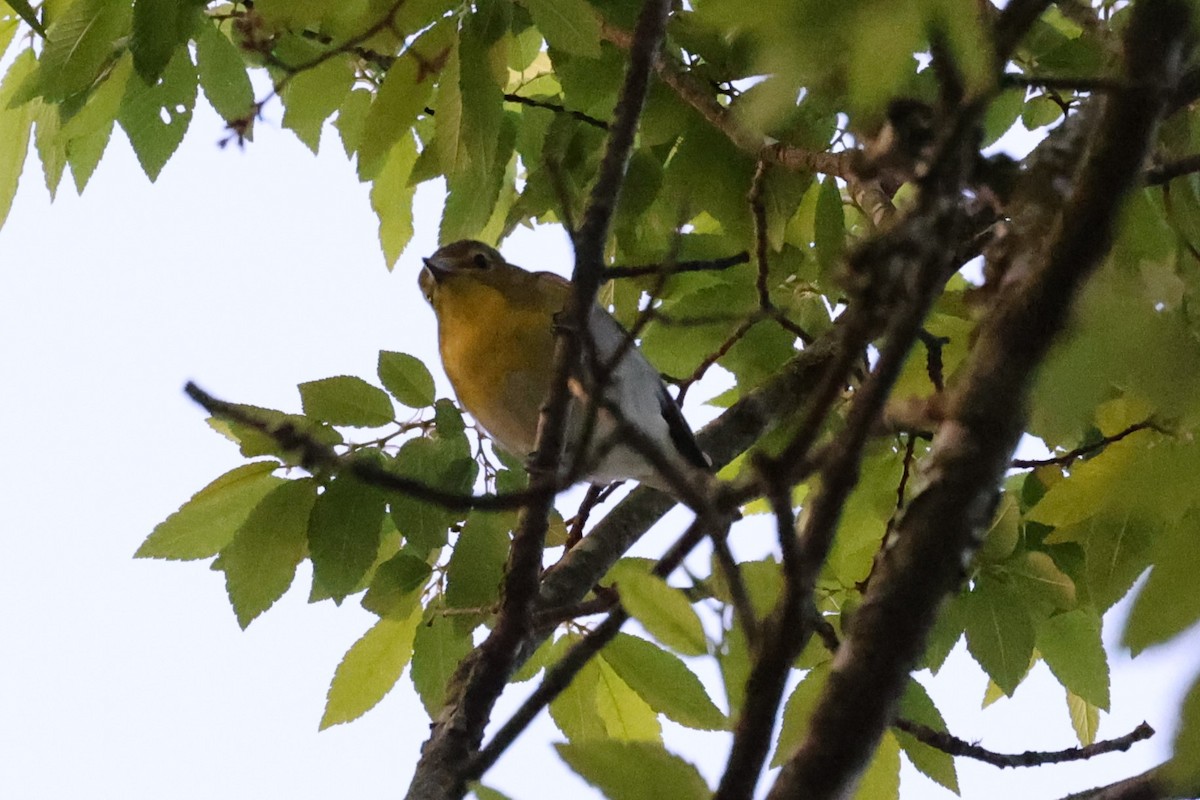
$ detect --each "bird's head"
[419,240,509,304]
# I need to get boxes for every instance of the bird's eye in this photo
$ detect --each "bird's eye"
[472,252,489,270]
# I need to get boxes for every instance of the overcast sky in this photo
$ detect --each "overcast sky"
[1,91,1197,800]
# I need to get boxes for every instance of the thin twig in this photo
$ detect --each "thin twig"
[1146,153,1200,185]
[713,471,807,800]
[604,251,749,279]
[184,382,557,511]
[895,719,1155,768]
[1011,420,1158,468]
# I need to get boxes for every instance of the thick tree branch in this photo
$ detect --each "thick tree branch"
[766,3,1189,798]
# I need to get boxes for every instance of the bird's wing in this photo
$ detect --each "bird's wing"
[657,383,711,470]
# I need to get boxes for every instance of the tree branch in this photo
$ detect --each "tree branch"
[766,3,1190,797]
[895,719,1155,769]
[403,1,675,795]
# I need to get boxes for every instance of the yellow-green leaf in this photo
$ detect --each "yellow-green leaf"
[595,658,661,742]
[555,741,710,800]
[131,0,197,83]
[963,575,1035,696]
[41,0,131,102]
[370,133,419,268]
[356,22,446,180]
[1037,609,1110,710]
[378,350,436,408]
[444,511,512,610]
[299,375,395,427]
[1124,510,1200,654]
[320,608,422,728]
[137,461,282,560]
[307,475,386,600]
[218,478,316,628]
[773,665,829,767]
[1066,688,1100,746]
[618,570,707,657]
[896,680,959,794]
[601,633,727,731]
[1166,673,1200,790]
[282,54,354,153]
[410,608,473,715]
[853,731,901,800]
[515,0,600,58]
[549,637,607,742]
[196,19,254,122]
[0,49,37,231]
[118,47,197,181]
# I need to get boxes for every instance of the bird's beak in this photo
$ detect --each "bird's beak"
[418,257,447,302]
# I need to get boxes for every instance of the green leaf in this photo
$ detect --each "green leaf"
[378,351,436,408]
[814,175,845,275]
[515,0,600,58]
[1005,550,1077,614]
[356,22,445,180]
[137,461,282,560]
[469,785,513,800]
[40,0,131,102]
[196,19,254,122]
[1066,688,1100,746]
[896,680,959,794]
[719,615,752,718]
[601,633,727,731]
[131,0,197,83]
[34,100,66,198]
[963,574,1035,696]
[921,594,965,674]
[853,731,901,800]
[320,608,422,728]
[0,50,37,230]
[1166,673,1200,790]
[439,23,514,242]
[218,478,316,628]
[370,133,419,268]
[1021,94,1063,130]
[1037,609,1110,710]
[307,476,386,601]
[390,435,477,552]
[118,47,197,181]
[773,665,827,767]
[595,658,661,742]
[299,375,395,427]
[555,741,709,800]
[410,608,474,715]
[444,511,512,610]
[282,54,354,152]
[334,86,371,157]
[549,637,607,741]
[361,551,431,618]
[1123,510,1200,654]
[5,0,47,36]
[618,570,707,657]
[1047,513,1156,612]
[0,17,20,60]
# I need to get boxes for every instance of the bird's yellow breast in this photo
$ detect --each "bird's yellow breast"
[431,275,564,457]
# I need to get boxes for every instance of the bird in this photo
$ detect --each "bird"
[418,239,711,499]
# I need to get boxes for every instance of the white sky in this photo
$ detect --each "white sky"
[1,95,1198,800]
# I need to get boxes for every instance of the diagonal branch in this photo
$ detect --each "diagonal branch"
[403,1,675,796]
